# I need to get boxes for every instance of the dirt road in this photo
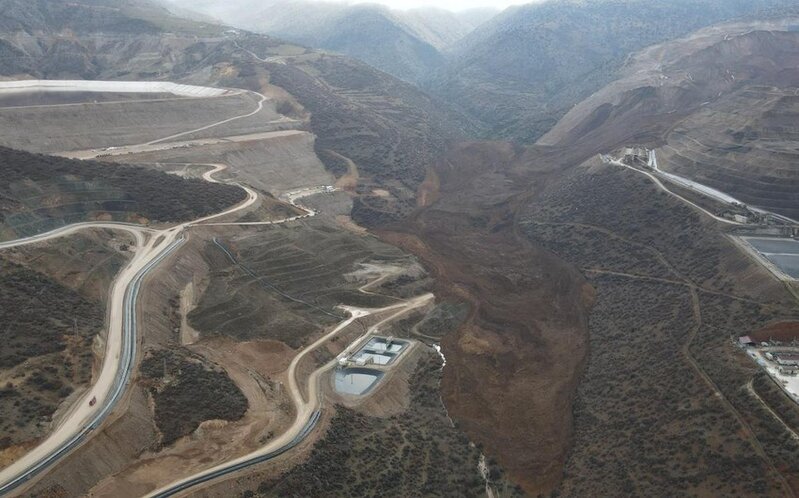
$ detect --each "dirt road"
[604,155,741,225]
[0,163,259,495]
[145,90,269,146]
[145,292,434,497]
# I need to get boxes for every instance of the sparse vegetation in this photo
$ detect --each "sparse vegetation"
[0,259,101,369]
[413,302,470,340]
[521,162,799,495]
[263,52,475,223]
[0,146,246,239]
[752,372,799,435]
[140,348,249,447]
[1,2,799,496]
[253,353,489,497]
[0,230,129,451]
[433,0,799,143]
[188,224,414,348]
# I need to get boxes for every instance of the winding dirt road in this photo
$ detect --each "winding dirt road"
[0,163,258,495]
[0,79,419,497]
[0,81,277,494]
[145,90,268,146]
[145,292,434,497]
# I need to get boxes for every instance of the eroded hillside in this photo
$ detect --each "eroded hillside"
[2,2,799,497]
[434,0,799,142]
[0,230,133,467]
[541,21,799,220]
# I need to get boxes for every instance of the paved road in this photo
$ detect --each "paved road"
[145,293,434,497]
[0,79,367,496]
[0,222,150,250]
[0,77,302,495]
[0,234,184,496]
[0,163,258,496]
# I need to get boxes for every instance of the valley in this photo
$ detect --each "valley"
[0,1,799,497]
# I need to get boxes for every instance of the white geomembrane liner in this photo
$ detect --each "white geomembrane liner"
[648,149,741,205]
[0,79,232,97]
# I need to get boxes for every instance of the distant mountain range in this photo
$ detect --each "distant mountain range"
[162,0,799,143]
[433,0,799,142]
[3,1,799,496]
[163,0,497,84]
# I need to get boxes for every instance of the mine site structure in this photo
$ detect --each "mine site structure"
[740,337,799,407]
[334,335,413,396]
[5,4,799,497]
[608,148,799,233]
[605,147,799,284]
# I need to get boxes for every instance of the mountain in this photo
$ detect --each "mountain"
[0,0,230,78]
[540,18,799,219]
[0,0,221,34]
[397,7,496,50]
[163,0,495,84]
[433,0,799,142]
[383,16,799,494]
[454,7,500,31]
[275,3,446,84]
[6,1,799,496]
[0,0,476,219]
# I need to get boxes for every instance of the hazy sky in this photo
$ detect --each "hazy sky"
[338,0,530,11]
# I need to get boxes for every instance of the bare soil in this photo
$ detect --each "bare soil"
[379,141,594,495]
[0,230,131,463]
[751,322,799,343]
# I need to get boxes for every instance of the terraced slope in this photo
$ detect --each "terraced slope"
[0,92,283,154]
[660,86,799,219]
[259,48,477,223]
[166,0,491,84]
[116,132,331,195]
[434,0,799,142]
[537,23,799,220]
[189,221,424,348]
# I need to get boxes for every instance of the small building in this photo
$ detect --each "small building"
[622,146,648,166]
[774,352,799,367]
[779,366,799,376]
[733,214,749,224]
[738,336,756,347]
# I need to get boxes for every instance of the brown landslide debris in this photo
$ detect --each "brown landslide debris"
[378,141,595,495]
